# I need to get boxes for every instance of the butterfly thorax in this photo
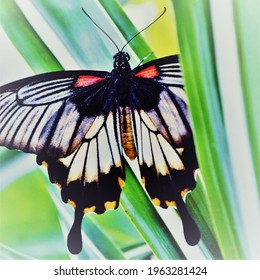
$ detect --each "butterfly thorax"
[111,51,132,104]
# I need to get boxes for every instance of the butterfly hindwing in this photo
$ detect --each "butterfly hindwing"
[39,111,124,214]
[37,110,124,254]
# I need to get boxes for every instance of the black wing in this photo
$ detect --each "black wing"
[131,55,200,245]
[0,71,125,254]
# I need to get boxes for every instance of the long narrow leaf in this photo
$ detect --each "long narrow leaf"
[233,0,260,190]
[210,0,260,259]
[98,0,155,60]
[0,0,62,73]
[172,0,245,259]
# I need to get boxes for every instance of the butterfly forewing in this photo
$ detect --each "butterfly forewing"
[133,55,197,164]
[0,71,108,157]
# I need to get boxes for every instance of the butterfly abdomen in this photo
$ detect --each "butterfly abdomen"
[119,106,137,160]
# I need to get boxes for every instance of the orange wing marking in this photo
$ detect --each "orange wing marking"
[135,65,159,78]
[75,75,105,87]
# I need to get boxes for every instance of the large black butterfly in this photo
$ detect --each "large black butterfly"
[0,9,200,255]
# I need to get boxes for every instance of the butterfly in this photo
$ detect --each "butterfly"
[0,8,200,254]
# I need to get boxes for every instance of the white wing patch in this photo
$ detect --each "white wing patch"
[133,109,184,176]
[58,111,123,186]
[17,78,74,105]
[0,84,96,157]
[146,89,191,147]
[85,140,98,182]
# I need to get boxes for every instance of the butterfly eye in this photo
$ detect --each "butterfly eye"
[125,52,130,61]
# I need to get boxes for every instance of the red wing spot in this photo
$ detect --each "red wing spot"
[75,75,105,88]
[134,65,159,78]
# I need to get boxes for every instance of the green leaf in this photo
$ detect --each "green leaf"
[233,0,260,191]
[172,0,260,259]
[98,0,155,60]
[0,168,69,259]
[172,0,244,259]
[0,0,62,73]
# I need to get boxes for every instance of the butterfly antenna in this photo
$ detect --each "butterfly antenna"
[121,7,166,51]
[82,8,120,52]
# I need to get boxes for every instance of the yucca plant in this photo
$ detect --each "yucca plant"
[0,0,259,260]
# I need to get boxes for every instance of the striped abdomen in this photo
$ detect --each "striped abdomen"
[119,106,137,160]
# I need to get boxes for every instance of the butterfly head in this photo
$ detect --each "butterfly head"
[113,51,131,71]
